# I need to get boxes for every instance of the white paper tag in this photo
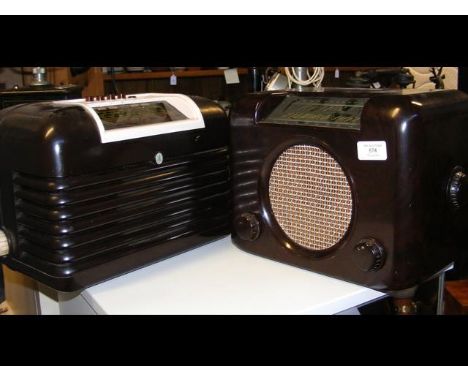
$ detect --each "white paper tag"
[357,141,388,161]
[170,74,177,86]
[224,68,240,84]
[335,68,340,78]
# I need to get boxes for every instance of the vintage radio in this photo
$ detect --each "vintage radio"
[0,93,230,291]
[231,88,468,293]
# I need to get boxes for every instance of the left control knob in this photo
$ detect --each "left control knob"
[234,213,261,241]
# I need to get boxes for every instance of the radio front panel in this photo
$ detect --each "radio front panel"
[231,89,468,292]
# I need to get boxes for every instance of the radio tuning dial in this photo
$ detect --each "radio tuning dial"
[235,213,261,241]
[448,167,468,210]
[353,238,385,272]
[0,230,10,258]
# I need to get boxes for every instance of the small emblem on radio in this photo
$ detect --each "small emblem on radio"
[154,152,164,165]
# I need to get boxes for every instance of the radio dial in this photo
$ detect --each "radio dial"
[235,213,261,241]
[0,230,10,258]
[353,238,385,272]
[448,167,468,210]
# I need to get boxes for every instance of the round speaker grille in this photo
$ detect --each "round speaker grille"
[269,145,353,251]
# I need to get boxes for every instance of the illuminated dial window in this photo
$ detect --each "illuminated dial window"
[94,101,188,130]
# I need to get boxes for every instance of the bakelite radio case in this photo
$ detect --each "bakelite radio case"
[230,88,468,292]
[0,93,230,291]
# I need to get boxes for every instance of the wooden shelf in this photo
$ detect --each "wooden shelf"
[325,67,383,71]
[102,67,385,81]
[103,68,249,81]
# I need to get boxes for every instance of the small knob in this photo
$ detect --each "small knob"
[353,238,385,272]
[0,230,10,258]
[234,213,261,241]
[448,167,468,210]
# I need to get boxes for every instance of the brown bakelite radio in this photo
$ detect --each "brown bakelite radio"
[0,93,230,292]
[230,88,468,293]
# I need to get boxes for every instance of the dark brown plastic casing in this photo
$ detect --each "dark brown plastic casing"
[230,88,468,292]
[0,96,230,291]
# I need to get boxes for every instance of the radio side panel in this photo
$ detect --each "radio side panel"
[392,91,468,288]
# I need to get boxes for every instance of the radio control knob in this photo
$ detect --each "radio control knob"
[0,230,10,258]
[353,238,385,272]
[448,167,468,210]
[235,213,261,241]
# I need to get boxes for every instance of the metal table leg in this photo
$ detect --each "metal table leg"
[437,271,446,315]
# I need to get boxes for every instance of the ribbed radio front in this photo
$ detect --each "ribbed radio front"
[13,148,230,278]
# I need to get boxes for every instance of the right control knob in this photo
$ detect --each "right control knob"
[448,167,468,211]
[353,238,385,272]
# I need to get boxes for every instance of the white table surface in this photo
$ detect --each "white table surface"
[81,237,385,315]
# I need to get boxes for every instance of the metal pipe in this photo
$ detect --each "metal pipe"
[292,67,308,91]
[437,272,446,315]
[30,67,50,86]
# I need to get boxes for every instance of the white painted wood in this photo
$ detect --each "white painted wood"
[82,237,385,315]
[37,283,60,315]
[59,292,97,315]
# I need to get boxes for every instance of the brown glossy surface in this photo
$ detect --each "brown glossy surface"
[230,88,468,293]
[0,96,231,291]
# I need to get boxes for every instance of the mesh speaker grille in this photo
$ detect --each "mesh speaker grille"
[269,145,353,251]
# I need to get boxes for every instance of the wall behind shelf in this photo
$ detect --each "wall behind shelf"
[104,75,251,104]
[103,69,366,104]
[0,68,24,89]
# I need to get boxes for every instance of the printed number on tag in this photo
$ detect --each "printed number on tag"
[357,141,387,161]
